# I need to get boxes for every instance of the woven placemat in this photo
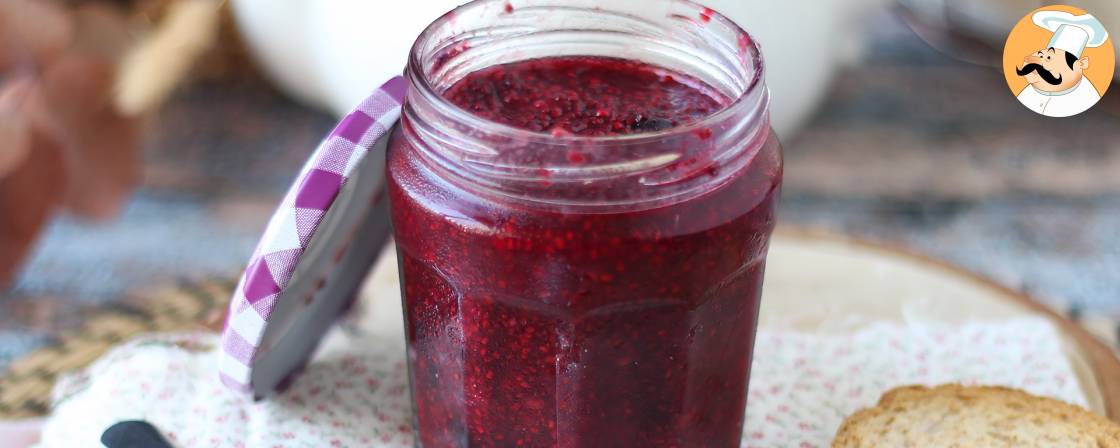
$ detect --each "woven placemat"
[0,277,234,419]
[1,246,1116,421]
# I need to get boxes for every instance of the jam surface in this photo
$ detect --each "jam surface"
[444,56,725,136]
[388,56,782,447]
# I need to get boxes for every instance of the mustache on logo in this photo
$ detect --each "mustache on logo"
[1016,63,1063,85]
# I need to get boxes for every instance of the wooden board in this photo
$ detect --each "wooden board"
[765,228,1120,419]
[1,229,1117,422]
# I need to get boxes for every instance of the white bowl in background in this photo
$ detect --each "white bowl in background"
[231,0,887,138]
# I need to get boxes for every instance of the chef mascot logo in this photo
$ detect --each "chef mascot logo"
[1003,5,1114,118]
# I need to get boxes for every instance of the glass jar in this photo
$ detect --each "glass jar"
[386,1,782,446]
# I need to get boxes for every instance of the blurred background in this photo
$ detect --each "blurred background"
[0,0,1118,376]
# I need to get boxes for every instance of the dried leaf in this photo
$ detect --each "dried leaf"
[36,54,139,220]
[0,78,33,177]
[0,127,67,286]
[69,2,135,64]
[0,0,74,70]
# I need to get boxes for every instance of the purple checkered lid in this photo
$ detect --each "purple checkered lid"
[219,77,407,397]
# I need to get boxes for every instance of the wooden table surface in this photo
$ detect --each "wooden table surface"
[0,9,1117,369]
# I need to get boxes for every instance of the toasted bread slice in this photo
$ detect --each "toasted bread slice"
[833,384,1120,447]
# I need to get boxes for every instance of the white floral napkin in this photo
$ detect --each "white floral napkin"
[35,317,1087,447]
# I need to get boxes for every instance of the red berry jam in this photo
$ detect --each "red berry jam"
[388,56,781,447]
[443,57,724,136]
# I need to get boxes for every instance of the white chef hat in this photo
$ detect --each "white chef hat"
[1032,11,1109,58]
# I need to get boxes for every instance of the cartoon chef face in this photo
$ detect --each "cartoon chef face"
[1007,9,1112,117]
[1016,44,1088,92]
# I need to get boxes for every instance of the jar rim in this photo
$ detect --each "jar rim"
[405,0,767,146]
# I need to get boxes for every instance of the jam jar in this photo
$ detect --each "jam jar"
[386,1,782,446]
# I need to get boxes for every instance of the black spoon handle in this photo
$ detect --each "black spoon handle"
[101,420,174,448]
